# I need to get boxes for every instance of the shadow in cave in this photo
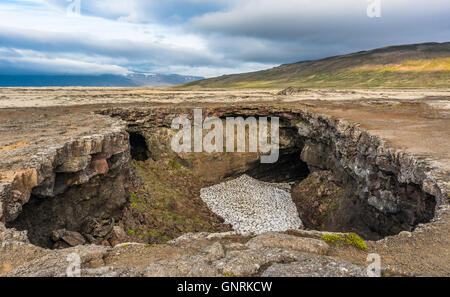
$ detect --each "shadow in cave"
[129,131,149,161]
[245,149,310,183]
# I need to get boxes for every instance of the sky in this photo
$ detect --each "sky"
[0,0,449,77]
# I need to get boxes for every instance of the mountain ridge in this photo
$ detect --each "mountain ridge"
[177,42,450,89]
[0,73,204,87]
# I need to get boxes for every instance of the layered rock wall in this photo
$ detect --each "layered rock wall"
[103,106,448,238]
[0,115,131,247]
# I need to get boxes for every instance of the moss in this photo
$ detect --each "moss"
[344,233,368,251]
[322,233,367,251]
[322,234,343,245]
[168,159,181,169]
[224,272,236,277]
[127,159,230,245]
[161,234,172,243]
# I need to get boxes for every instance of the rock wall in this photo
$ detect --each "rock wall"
[105,107,308,183]
[102,106,448,238]
[293,110,443,238]
[1,116,131,247]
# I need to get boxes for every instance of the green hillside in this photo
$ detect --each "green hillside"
[177,42,450,89]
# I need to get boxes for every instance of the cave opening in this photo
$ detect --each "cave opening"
[5,111,439,250]
[123,116,437,241]
[129,131,149,161]
[6,167,129,249]
[245,149,310,183]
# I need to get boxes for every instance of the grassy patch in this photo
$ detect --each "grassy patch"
[122,159,230,245]
[322,233,368,251]
[168,159,181,169]
[175,57,450,89]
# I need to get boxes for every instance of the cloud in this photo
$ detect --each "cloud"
[0,0,449,77]
[37,0,233,23]
[0,2,226,75]
[0,47,129,75]
[191,0,450,61]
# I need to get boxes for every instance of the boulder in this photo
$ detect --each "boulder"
[52,229,86,247]
[246,232,329,255]
[262,256,367,277]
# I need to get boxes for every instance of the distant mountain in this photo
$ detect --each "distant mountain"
[177,42,450,89]
[0,73,204,87]
[126,72,204,87]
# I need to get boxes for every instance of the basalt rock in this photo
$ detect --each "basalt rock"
[103,108,307,183]
[4,231,368,277]
[291,171,352,233]
[102,106,448,239]
[52,229,86,249]
[8,166,130,248]
[1,114,132,248]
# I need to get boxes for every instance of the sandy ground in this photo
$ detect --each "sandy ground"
[1,87,450,108]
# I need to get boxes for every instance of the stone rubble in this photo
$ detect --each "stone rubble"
[200,174,303,234]
[2,230,367,277]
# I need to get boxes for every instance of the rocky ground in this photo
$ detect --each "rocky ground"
[0,87,449,277]
[1,224,368,277]
[0,88,449,108]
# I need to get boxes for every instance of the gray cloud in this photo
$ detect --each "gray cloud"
[1,0,449,77]
[190,0,450,63]
[0,27,221,65]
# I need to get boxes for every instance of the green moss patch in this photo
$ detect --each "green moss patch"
[322,233,368,251]
[120,159,231,245]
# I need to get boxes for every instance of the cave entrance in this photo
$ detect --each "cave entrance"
[129,131,149,161]
[118,111,440,243]
[245,149,310,183]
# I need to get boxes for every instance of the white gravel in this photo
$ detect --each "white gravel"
[200,174,303,234]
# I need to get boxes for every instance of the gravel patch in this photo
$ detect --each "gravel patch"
[200,175,303,234]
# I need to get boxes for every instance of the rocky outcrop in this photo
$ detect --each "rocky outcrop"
[261,257,367,277]
[277,87,310,96]
[1,114,131,247]
[0,115,129,223]
[291,171,351,233]
[102,108,308,183]
[4,244,110,277]
[103,106,448,239]
[294,113,443,238]
[4,231,366,277]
